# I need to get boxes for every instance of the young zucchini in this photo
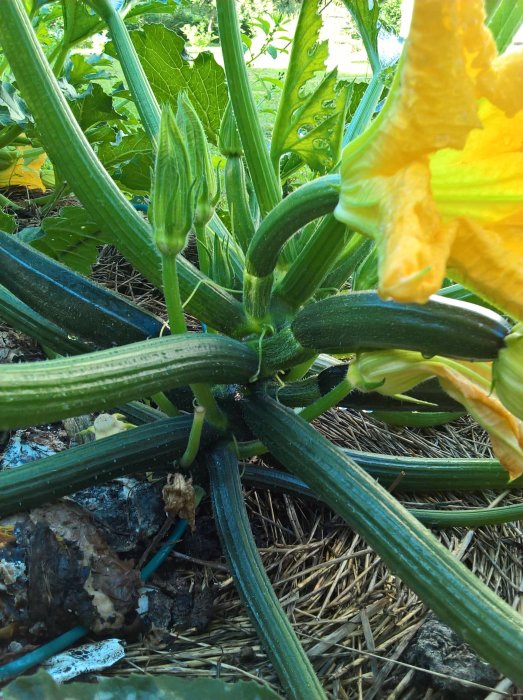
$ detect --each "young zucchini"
[0,416,221,517]
[292,291,510,360]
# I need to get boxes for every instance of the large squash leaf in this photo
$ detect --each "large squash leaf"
[123,24,228,144]
[18,207,102,276]
[4,671,283,699]
[270,0,350,173]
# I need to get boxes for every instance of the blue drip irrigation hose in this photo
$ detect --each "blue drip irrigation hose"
[0,519,188,683]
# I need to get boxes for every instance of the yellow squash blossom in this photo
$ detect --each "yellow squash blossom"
[335,0,523,320]
[0,145,46,191]
[349,350,523,480]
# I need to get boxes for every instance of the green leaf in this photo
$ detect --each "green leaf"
[270,0,350,173]
[97,130,154,194]
[124,0,181,20]
[65,53,114,86]
[4,670,283,699]
[20,207,101,275]
[0,209,16,234]
[486,0,523,53]
[124,24,228,144]
[0,81,31,127]
[61,0,105,47]
[67,83,123,132]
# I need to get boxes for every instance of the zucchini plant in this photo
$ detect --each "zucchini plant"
[0,0,522,696]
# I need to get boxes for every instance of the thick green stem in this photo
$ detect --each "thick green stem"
[0,124,23,149]
[243,394,523,684]
[342,72,384,146]
[242,466,523,527]
[162,255,187,335]
[180,405,205,467]
[194,221,211,278]
[216,0,281,217]
[207,446,327,700]
[162,255,227,429]
[298,375,352,422]
[87,0,160,141]
[0,192,22,210]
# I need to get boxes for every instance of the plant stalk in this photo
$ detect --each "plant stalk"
[216,0,281,217]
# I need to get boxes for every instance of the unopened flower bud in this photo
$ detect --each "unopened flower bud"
[151,104,195,256]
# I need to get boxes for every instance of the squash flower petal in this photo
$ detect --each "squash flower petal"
[335,0,523,319]
[349,349,523,480]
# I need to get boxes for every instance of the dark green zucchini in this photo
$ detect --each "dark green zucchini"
[0,230,164,348]
[341,449,522,491]
[0,416,221,517]
[276,370,465,412]
[0,283,90,355]
[292,291,511,360]
[206,446,326,700]
[241,465,523,526]
[242,393,523,684]
[0,333,258,429]
[370,410,464,427]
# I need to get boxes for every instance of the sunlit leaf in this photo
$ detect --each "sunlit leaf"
[270,0,349,173]
[123,24,228,143]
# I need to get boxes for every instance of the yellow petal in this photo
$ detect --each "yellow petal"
[0,147,46,191]
[430,99,523,224]
[448,217,523,321]
[377,162,454,302]
[435,365,523,480]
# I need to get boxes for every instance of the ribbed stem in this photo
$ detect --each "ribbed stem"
[216,0,281,217]
[342,72,384,146]
[87,0,160,141]
[207,446,327,700]
[243,394,523,684]
[162,255,187,335]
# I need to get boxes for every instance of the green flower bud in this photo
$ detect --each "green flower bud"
[176,92,217,226]
[218,101,243,157]
[493,324,523,421]
[151,104,195,256]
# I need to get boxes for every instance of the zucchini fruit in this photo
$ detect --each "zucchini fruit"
[0,283,90,355]
[0,231,164,348]
[0,416,221,517]
[292,291,511,360]
[0,333,258,429]
[241,465,523,527]
[242,392,523,684]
